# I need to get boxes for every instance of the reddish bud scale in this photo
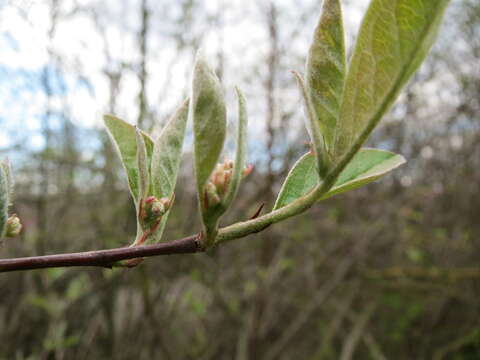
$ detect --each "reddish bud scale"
[204,182,221,208]
[203,160,253,212]
[243,164,254,177]
[140,196,171,226]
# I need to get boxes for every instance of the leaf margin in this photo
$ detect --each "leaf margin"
[103,114,154,203]
[274,148,406,210]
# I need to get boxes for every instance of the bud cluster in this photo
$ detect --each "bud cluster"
[204,160,253,208]
[140,196,172,228]
[5,214,22,238]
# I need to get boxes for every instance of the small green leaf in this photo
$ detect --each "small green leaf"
[334,0,450,159]
[104,115,154,203]
[222,87,248,210]
[191,53,227,196]
[274,148,406,209]
[0,159,13,202]
[273,152,319,211]
[151,99,189,200]
[292,71,330,177]
[149,99,189,242]
[305,0,346,154]
[135,126,149,202]
[319,149,406,200]
[191,52,226,238]
[0,165,9,237]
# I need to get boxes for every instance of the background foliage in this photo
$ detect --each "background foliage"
[0,0,479,358]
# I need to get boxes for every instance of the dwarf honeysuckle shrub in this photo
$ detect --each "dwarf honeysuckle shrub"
[0,0,451,271]
[106,0,449,250]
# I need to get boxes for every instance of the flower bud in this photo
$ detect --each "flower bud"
[204,160,233,204]
[204,182,221,208]
[223,160,233,170]
[141,196,171,224]
[5,214,21,238]
[203,160,253,211]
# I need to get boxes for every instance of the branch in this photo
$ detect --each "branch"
[0,234,201,273]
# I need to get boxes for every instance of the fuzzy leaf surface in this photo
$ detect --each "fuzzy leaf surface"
[222,87,248,211]
[274,149,406,209]
[191,54,227,199]
[135,126,149,202]
[149,99,189,243]
[305,0,346,154]
[334,0,450,159]
[151,99,189,200]
[293,71,330,176]
[0,165,9,236]
[104,115,154,202]
[273,152,319,211]
[0,159,13,202]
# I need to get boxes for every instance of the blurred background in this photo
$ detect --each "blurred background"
[0,0,479,358]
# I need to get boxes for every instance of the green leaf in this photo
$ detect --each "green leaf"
[0,165,9,237]
[319,149,406,200]
[151,99,189,200]
[305,0,346,155]
[334,0,450,159]
[274,148,406,209]
[273,152,319,211]
[149,99,189,242]
[222,87,248,210]
[104,115,154,203]
[191,52,227,237]
[135,126,149,201]
[292,71,330,177]
[0,159,13,202]
[191,53,227,196]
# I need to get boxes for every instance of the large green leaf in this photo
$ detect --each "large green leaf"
[104,115,154,203]
[274,148,406,210]
[334,0,450,159]
[222,87,248,211]
[305,0,345,155]
[149,99,189,243]
[191,53,226,212]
